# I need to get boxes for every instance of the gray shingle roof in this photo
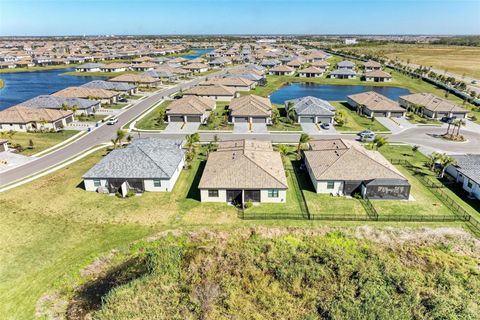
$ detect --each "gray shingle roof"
[83,138,184,179]
[285,96,336,116]
[337,60,355,68]
[76,63,105,69]
[331,68,356,76]
[81,80,135,92]
[16,95,99,110]
[450,154,480,184]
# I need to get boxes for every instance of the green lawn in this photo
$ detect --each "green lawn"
[4,130,79,156]
[331,101,389,132]
[199,102,233,131]
[125,94,143,100]
[76,114,108,122]
[0,64,77,74]
[134,100,171,130]
[103,103,127,109]
[405,112,442,125]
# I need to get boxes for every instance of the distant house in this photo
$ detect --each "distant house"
[446,154,480,200]
[347,91,406,118]
[209,57,230,68]
[143,69,177,81]
[183,85,238,101]
[81,80,136,95]
[303,51,329,62]
[310,60,330,69]
[198,140,288,204]
[229,95,272,124]
[260,59,281,68]
[298,66,324,78]
[304,139,411,199]
[53,87,120,105]
[0,139,9,152]
[130,62,157,71]
[364,70,392,82]
[100,63,130,72]
[286,59,304,69]
[363,60,382,72]
[83,138,185,195]
[202,77,256,91]
[75,63,104,72]
[336,60,355,70]
[166,96,216,123]
[109,74,161,88]
[268,65,295,76]
[225,72,266,86]
[399,93,469,119]
[330,68,356,79]
[0,106,73,132]
[183,63,209,73]
[285,96,336,124]
[14,95,100,115]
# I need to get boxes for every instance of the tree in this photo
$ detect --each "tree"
[439,154,457,178]
[412,145,419,154]
[334,110,347,127]
[271,106,280,125]
[453,119,466,137]
[372,135,388,150]
[28,139,34,149]
[297,133,310,159]
[427,152,442,172]
[275,144,290,164]
[111,129,127,148]
[156,108,166,126]
[286,102,296,123]
[185,133,200,153]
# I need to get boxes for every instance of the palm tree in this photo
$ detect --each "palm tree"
[297,133,310,159]
[114,129,126,148]
[185,132,200,153]
[439,154,457,178]
[275,144,290,164]
[286,102,296,123]
[453,119,466,137]
[427,152,442,171]
[372,135,388,150]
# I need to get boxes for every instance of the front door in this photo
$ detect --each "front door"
[226,189,242,205]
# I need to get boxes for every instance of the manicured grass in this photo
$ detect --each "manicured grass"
[406,112,442,125]
[134,100,171,130]
[330,101,389,132]
[0,64,78,74]
[4,130,79,156]
[199,102,233,131]
[126,94,143,100]
[76,114,108,122]
[103,103,127,109]
[305,193,367,216]
[268,104,302,131]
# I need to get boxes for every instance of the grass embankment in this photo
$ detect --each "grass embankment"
[0,64,78,74]
[134,100,171,130]
[3,130,78,156]
[85,231,480,319]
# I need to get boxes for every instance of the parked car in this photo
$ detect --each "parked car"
[357,130,374,137]
[441,116,456,123]
[320,123,331,130]
[106,117,118,125]
[118,97,128,103]
[361,133,376,142]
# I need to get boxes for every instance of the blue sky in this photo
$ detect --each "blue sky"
[0,0,479,36]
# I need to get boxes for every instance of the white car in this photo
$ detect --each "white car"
[106,117,118,125]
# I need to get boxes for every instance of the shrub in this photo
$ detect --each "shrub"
[244,201,253,209]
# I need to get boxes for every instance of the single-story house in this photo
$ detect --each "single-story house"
[81,80,136,95]
[53,87,120,105]
[364,70,392,82]
[399,92,469,119]
[202,77,256,91]
[363,60,382,72]
[286,59,305,69]
[446,154,480,200]
[183,63,209,73]
[130,62,157,72]
[310,60,329,69]
[131,56,153,64]
[209,58,230,68]
[183,85,238,101]
[75,63,104,72]
[169,57,188,65]
[285,96,336,124]
[198,139,288,204]
[14,95,100,115]
[109,74,161,88]
[143,69,177,81]
[100,63,130,72]
[298,66,324,78]
[0,139,8,152]
[303,51,329,62]
[260,59,281,68]
[304,139,411,199]
[225,72,266,86]
[166,96,216,123]
[0,106,73,132]
[347,91,406,118]
[330,68,356,79]
[83,138,185,195]
[268,65,295,76]
[336,60,355,70]
[229,95,272,124]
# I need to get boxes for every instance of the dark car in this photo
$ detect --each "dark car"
[441,116,456,123]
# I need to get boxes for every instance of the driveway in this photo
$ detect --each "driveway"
[252,123,268,133]
[301,123,319,134]
[233,122,250,133]
[376,117,414,134]
[184,122,200,133]
[465,120,480,133]
[162,122,200,134]
[163,122,184,133]
[0,152,36,173]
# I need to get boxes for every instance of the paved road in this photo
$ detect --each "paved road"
[0,71,227,187]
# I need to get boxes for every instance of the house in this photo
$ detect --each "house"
[198,140,288,204]
[100,63,130,72]
[268,65,295,76]
[202,77,256,91]
[183,85,238,101]
[303,51,329,62]
[285,96,336,124]
[286,59,304,69]
[0,139,8,152]
[209,57,230,68]
[130,62,157,71]
[109,74,161,88]
[347,91,406,118]
[260,59,281,68]
[0,106,73,132]
[310,60,329,69]
[229,95,272,124]
[166,96,216,123]
[298,66,324,78]
[330,68,356,79]
[81,80,137,95]
[75,63,104,72]
[304,139,411,199]
[364,70,392,82]
[14,95,100,115]
[399,93,469,119]
[83,138,185,195]
[363,60,382,72]
[169,57,188,64]
[336,60,355,69]
[446,154,480,200]
[225,72,266,86]
[143,69,177,81]
[53,87,120,105]
[183,63,209,73]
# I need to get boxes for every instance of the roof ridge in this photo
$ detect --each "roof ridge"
[243,151,288,188]
[135,144,169,177]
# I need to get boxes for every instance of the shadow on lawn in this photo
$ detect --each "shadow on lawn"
[186,160,206,201]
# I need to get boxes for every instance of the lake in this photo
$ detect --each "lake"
[182,48,213,60]
[0,68,106,110]
[270,82,411,104]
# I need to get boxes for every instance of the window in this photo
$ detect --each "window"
[208,190,219,197]
[467,180,473,189]
[153,179,161,187]
[268,189,279,198]
[93,179,101,187]
[327,181,335,189]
